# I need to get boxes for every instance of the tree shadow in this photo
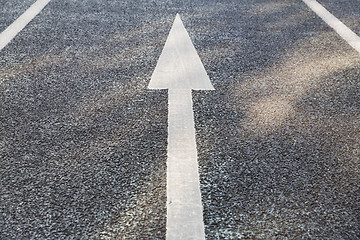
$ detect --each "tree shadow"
[191,0,360,239]
[1,0,359,239]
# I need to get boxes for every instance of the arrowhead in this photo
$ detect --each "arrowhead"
[148,14,215,90]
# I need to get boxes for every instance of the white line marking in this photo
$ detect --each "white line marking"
[302,0,360,54]
[149,14,214,239]
[0,0,51,51]
[167,89,205,240]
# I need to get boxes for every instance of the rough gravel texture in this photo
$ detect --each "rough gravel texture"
[192,0,360,239]
[1,0,360,239]
[0,0,172,239]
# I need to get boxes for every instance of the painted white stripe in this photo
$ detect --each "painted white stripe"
[302,0,360,54]
[0,0,51,51]
[166,89,205,240]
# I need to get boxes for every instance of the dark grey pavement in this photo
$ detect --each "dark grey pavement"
[1,0,359,239]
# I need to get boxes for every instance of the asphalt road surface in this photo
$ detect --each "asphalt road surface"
[1,0,359,239]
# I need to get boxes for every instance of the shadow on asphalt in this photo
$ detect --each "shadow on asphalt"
[0,0,359,239]
[192,0,360,239]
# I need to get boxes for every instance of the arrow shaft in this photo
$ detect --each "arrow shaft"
[166,89,205,239]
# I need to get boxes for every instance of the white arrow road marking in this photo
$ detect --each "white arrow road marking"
[149,14,214,239]
[149,14,214,91]
[0,0,51,51]
[303,0,360,54]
